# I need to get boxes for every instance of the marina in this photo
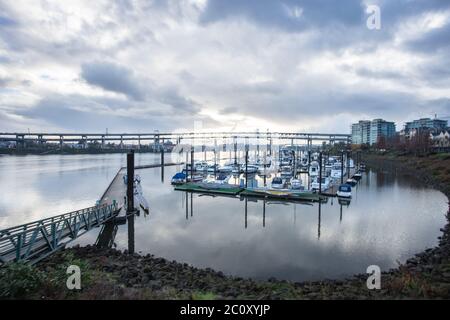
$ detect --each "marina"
[0,144,447,281]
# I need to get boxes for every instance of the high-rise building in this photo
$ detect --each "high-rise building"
[370,119,396,145]
[351,119,396,145]
[404,117,448,134]
[351,120,371,144]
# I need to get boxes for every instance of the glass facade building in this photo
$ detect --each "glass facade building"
[351,119,396,145]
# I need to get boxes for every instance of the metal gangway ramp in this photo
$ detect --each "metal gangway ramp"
[0,202,120,266]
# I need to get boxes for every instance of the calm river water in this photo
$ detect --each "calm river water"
[0,153,447,282]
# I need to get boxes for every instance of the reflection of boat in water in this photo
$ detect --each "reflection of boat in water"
[241,187,322,202]
[338,197,351,206]
[134,181,149,213]
[123,174,150,213]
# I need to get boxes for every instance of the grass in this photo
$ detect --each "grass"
[191,291,217,300]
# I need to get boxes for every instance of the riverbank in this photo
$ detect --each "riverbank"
[1,152,449,299]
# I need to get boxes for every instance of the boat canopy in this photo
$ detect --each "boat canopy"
[173,172,186,179]
[338,184,352,192]
[272,177,283,184]
[217,173,228,180]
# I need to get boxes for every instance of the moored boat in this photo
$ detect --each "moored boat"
[336,183,352,198]
[171,172,186,185]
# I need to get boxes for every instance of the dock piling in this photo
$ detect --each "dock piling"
[126,150,135,254]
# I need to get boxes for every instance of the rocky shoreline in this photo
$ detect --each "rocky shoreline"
[1,152,449,299]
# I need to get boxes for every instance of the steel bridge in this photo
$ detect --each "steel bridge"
[0,203,120,265]
[0,131,351,148]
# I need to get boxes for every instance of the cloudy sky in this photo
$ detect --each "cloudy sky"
[0,0,449,134]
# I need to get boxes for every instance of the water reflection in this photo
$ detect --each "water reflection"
[0,154,448,282]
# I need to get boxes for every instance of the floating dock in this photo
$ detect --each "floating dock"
[240,188,325,202]
[174,183,244,195]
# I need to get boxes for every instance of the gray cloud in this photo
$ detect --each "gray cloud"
[1,0,450,133]
[15,94,217,132]
[81,61,145,100]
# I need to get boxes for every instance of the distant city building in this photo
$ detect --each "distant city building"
[430,129,450,148]
[370,119,396,145]
[351,120,371,144]
[404,117,448,135]
[351,119,396,145]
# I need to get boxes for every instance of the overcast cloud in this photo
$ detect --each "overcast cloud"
[0,0,449,133]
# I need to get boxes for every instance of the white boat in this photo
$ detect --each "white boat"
[311,176,331,191]
[309,161,319,177]
[271,177,284,189]
[330,163,345,179]
[346,178,357,186]
[290,178,303,190]
[353,172,362,180]
[280,166,293,178]
[194,161,209,172]
[336,184,352,198]
[207,164,219,173]
[218,164,233,173]
[347,158,355,168]
[240,164,258,174]
[188,174,204,182]
[203,173,230,185]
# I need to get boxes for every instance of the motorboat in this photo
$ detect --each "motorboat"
[280,166,293,178]
[271,177,284,189]
[240,164,258,174]
[207,163,219,173]
[346,178,357,186]
[217,163,234,173]
[171,172,186,185]
[330,163,345,179]
[336,183,352,198]
[353,172,362,180]
[290,178,304,190]
[311,176,331,191]
[194,161,209,172]
[214,173,230,184]
[188,174,204,182]
[309,161,319,177]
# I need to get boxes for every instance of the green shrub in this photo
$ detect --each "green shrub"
[0,263,45,299]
